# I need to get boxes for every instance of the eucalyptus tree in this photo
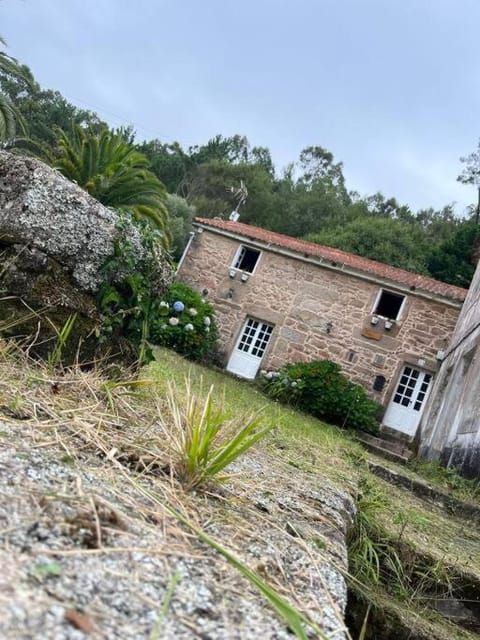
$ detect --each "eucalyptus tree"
[458,140,480,224]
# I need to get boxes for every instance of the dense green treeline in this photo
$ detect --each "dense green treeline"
[1,46,480,286]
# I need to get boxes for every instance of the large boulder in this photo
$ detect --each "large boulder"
[0,150,173,361]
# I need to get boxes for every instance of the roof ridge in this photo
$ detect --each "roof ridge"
[194,217,468,301]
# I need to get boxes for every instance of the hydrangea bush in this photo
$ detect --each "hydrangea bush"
[259,360,381,434]
[151,282,219,361]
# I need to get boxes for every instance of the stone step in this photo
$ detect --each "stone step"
[356,432,412,465]
[379,425,414,446]
[368,461,480,522]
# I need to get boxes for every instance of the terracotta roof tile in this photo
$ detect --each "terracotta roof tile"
[194,217,468,302]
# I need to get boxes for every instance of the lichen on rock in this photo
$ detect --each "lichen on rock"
[0,150,173,361]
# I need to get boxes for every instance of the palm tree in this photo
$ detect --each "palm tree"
[51,125,171,247]
[0,36,26,141]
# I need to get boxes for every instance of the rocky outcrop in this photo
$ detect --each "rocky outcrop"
[0,151,172,359]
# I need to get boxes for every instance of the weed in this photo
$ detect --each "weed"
[101,378,152,415]
[46,313,77,372]
[158,376,272,490]
[408,458,480,503]
[392,510,430,544]
[149,572,181,640]
[31,562,62,580]
[348,478,388,586]
[348,477,460,610]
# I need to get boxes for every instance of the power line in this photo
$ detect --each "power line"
[62,92,174,143]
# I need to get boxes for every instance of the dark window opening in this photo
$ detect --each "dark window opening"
[373,375,386,392]
[374,290,405,320]
[233,246,261,273]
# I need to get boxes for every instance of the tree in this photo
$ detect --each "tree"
[138,140,191,193]
[458,141,480,224]
[415,205,459,244]
[0,37,28,141]
[426,220,480,287]
[0,61,105,150]
[299,145,347,193]
[273,175,348,237]
[49,125,170,245]
[307,216,430,274]
[180,159,278,228]
[165,194,196,260]
[363,192,413,221]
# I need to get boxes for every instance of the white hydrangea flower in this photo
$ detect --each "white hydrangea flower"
[169,317,179,326]
[159,301,169,308]
[188,308,198,317]
[204,316,211,327]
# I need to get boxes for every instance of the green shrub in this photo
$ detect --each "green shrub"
[97,214,170,364]
[97,215,218,364]
[150,282,219,361]
[259,360,381,433]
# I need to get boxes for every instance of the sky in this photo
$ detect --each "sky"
[2,0,480,215]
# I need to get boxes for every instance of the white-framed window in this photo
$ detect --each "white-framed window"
[372,289,406,320]
[232,245,261,274]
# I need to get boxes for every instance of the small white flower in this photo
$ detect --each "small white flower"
[185,323,194,331]
[159,301,169,308]
[188,308,198,317]
[204,316,211,327]
[265,371,273,380]
[169,317,179,326]
[291,381,297,388]
[205,327,210,333]
[260,369,267,376]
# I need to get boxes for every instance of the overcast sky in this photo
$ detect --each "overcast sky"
[2,0,480,215]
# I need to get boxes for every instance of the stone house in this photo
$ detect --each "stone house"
[177,217,467,439]
[419,254,480,477]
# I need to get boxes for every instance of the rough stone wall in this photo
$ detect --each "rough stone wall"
[177,229,461,407]
[420,258,480,478]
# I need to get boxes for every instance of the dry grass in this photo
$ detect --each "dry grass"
[0,338,200,541]
[0,338,351,639]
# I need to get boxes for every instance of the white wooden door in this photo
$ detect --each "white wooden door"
[383,365,432,437]
[226,318,274,379]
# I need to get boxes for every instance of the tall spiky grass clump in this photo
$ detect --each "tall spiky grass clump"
[158,377,272,490]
